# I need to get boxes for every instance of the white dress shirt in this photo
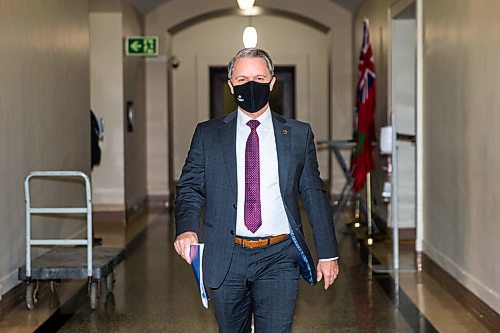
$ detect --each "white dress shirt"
[234,108,338,261]
[235,108,290,238]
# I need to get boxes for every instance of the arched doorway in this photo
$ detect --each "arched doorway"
[169,13,331,183]
[143,2,354,206]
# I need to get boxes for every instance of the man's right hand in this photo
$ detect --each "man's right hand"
[173,231,198,264]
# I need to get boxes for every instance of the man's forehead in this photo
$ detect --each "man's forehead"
[232,57,270,75]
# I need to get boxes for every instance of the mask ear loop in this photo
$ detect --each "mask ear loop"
[228,81,235,95]
[269,76,276,91]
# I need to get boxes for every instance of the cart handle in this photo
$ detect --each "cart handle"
[24,171,93,278]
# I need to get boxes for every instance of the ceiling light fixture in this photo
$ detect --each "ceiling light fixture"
[243,26,258,48]
[237,0,255,10]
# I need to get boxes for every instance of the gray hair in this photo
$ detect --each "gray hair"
[227,48,274,79]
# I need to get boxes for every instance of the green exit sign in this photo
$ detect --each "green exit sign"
[125,36,158,56]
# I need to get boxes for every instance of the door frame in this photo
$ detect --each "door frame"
[388,0,424,255]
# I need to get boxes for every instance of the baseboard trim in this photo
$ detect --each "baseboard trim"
[387,227,416,241]
[126,197,149,221]
[93,194,170,223]
[93,196,153,223]
[0,278,51,317]
[93,210,126,223]
[0,280,25,315]
[422,253,500,331]
[147,194,170,211]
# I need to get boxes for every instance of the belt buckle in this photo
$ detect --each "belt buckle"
[239,237,276,249]
[244,239,255,249]
[247,239,264,249]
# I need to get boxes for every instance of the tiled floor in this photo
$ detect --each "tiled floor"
[370,240,491,332]
[0,211,494,332]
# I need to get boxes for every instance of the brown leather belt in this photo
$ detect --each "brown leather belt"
[234,234,289,249]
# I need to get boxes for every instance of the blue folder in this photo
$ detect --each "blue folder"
[190,244,209,308]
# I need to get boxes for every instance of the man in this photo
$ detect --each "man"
[174,48,339,332]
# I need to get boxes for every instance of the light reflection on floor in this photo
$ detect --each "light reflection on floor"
[0,211,492,332]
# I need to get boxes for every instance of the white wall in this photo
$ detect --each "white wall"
[122,1,148,211]
[0,0,90,295]
[171,15,330,180]
[422,0,500,314]
[356,0,500,314]
[391,19,416,230]
[90,0,148,213]
[145,0,353,201]
[90,12,125,209]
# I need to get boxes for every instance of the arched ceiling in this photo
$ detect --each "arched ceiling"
[126,0,362,15]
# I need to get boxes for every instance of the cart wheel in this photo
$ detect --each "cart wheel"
[50,280,60,294]
[104,292,116,312]
[26,281,39,310]
[106,271,115,292]
[90,280,98,310]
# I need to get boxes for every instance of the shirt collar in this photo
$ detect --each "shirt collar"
[237,107,272,130]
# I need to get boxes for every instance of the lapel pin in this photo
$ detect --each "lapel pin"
[282,129,288,135]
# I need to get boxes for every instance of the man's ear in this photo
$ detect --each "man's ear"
[227,80,234,94]
[269,77,277,91]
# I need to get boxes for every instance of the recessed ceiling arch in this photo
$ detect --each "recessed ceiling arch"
[167,6,330,35]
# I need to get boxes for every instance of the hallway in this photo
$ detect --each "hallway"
[2,1,500,329]
[0,211,492,332]
[60,215,415,332]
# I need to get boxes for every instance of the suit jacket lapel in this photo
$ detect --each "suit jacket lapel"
[220,111,238,198]
[272,112,291,196]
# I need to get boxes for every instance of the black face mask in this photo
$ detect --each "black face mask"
[232,81,270,113]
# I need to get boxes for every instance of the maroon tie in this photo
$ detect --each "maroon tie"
[244,120,262,233]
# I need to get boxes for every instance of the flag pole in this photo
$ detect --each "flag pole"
[367,172,373,245]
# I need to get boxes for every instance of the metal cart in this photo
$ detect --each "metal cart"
[18,171,125,310]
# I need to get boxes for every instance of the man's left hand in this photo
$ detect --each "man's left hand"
[316,260,339,290]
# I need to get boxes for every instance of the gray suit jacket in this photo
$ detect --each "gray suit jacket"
[175,111,338,289]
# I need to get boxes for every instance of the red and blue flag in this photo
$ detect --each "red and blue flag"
[351,19,376,192]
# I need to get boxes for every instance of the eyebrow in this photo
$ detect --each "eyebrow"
[235,74,268,79]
